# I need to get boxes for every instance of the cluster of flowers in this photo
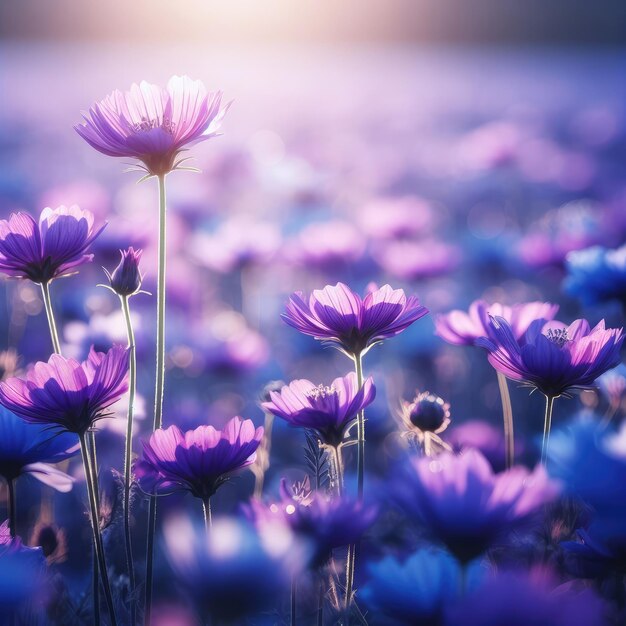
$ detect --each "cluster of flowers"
[0,74,624,626]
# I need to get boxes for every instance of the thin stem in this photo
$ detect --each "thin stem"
[497,371,515,470]
[120,296,137,625]
[79,433,118,626]
[344,544,356,610]
[87,432,101,624]
[93,543,101,626]
[202,498,212,532]
[353,352,365,500]
[153,172,167,432]
[7,479,16,538]
[40,282,61,354]
[333,445,344,496]
[146,172,168,624]
[541,395,555,466]
[291,576,297,626]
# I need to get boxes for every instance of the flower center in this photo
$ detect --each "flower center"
[132,117,176,135]
[306,384,337,401]
[546,328,569,348]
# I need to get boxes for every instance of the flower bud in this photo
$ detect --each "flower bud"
[404,392,450,432]
[107,247,143,296]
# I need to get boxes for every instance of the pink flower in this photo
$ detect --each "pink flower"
[75,76,230,176]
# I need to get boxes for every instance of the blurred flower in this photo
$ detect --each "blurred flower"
[262,372,375,447]
[394,449,559,563]
[435,300,559,347]
[29,522,67,565]
[564,243,626,307]
[445,571,607,626]
[248,482,377,567]
[163,515,297,623]
[285,220,365,270]
[0,522,48,619]
[75,75,229,177]
[135,417,263,500]
[191,219,280,273]
[597,364,626,412]
[478,317,624,398]
[104,247,144,297]
[0,406,77,491]
[358,196,434,240]
[361,548,463,625]
[283,282,428,356]
[0,346,129,435]
[399,391,452,457]
[372,239,461,281]
[0,206,104,283]
[447,420,524,473]
[0,350,18,382]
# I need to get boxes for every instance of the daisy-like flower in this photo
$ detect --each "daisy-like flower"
[435,299,559,346]
[394,449,559,563]
[0,206,105,283]
[261,372,376,448]
[0,406,77,492]
[0,346,129,435]
[75,75,230,177]
[283,282,428,357]
[135,417,263,506]
[478,317,624,399]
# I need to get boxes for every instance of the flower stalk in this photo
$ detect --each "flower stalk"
[40,282,61,354]
[202,497,212,532]
[496,371,515,470]
[541,395,555,466]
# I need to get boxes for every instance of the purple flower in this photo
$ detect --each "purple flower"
[477,317,624,398]
[248,480,377,567]
[400,391,451,434]
[435,299,559,347]
[446,571,607,626]
[0,346,129,435]
[282,282,429,356]
[75,75,230,176]
[135,417,263,500]
[104,247,143,296]
[0,206,105,283]
[394,450,559,563]
[0,407,77,492]
[261,372,376,447]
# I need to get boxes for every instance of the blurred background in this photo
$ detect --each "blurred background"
[0,0,625,610]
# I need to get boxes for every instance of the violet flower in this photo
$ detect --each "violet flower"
[0,346,129,435]
[478,317,624,399]
[399,391,451,456]
[262,372,376,448]
[104,246,144,297]
[0,206,104,284]
[0,406,77,492]
[75,75,230,177]
[283,282,428,357]
[135,417,263,520]
[435,299,559,347]
[394,449,559,563]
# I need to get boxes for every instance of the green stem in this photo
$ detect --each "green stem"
[496,371,515,470]
[202,497,212,532]
[40,281,61,354]
[541,395,555,466]
[120,296,137,624]
[146,172,168,625]
[79,433,117,626]
[7,479,16,538]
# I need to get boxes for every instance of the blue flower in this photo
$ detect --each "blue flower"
[564,244,626,307]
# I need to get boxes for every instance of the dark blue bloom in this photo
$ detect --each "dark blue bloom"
[0,406,77,491]
[564,244,626,307]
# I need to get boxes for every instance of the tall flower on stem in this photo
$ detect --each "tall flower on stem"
[262,372,376,494]
[0,206,104,353]
[283,282,427,612]
[135,417,263,529]
[435,300,559,470]
[76,76,230,622]
[398,391,452,457]
[101,246,146,625]
[478,316,623,464]
[0,347,129,626]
